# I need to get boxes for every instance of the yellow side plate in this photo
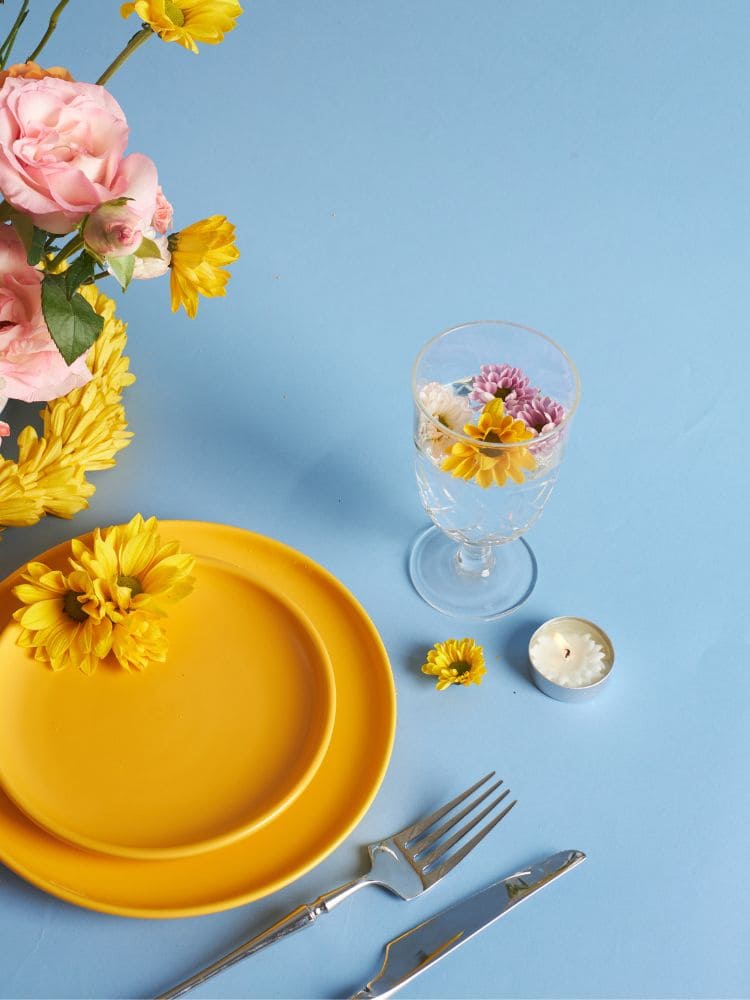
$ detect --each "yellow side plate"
[0,522,396,917]
[0,556,337,860]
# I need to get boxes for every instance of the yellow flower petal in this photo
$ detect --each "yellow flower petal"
[121,0,243,53]
[17,598,66,630]
[441,399,535,489]
[169,216,239,318]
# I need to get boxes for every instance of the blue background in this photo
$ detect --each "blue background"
[1,1,749,997]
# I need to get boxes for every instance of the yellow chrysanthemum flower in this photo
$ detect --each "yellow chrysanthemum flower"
[421,638,486,691]
[70,513,196,622]
[16,426,96,519]
[441,399,535,489]
[111,614,168,672]
[0,462,44,526]
[0,287,134,540]
[121,0,243,54]
[13,516,195,674]
[168,215,239,318]
[13,562,113,675]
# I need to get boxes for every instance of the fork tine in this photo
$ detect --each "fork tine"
[413,781,504,858]
[423,799,517,888]
[397,772,495,844]
[417,788,511,868]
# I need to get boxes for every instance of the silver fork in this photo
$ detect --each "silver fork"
[158,772,516,999]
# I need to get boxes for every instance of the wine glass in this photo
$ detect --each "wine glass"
[409,320,580,619]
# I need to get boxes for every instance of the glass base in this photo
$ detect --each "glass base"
[408,525,537,620]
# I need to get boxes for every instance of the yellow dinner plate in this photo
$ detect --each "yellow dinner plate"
[0,556,337,860]
[0,522,396,917]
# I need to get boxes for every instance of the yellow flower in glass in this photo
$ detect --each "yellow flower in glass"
[168,215,240,319]
[421,638,486,691]
[12,563,113,675]
[70,513,196,622]
[120,0,243,53]
[441,399,535,489]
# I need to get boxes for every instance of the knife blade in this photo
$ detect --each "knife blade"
[350,849,586,999]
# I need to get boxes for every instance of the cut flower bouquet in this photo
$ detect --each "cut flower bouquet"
[0,1,242,537]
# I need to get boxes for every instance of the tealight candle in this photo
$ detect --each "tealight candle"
[528,617,614,702]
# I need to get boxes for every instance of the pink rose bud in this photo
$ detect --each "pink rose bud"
[0,421,10,440]
[83,202,145,259]
[151,186,173,234]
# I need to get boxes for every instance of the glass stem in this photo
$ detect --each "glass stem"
[455,542,495,578]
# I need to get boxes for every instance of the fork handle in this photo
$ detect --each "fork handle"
[156,879,368,999]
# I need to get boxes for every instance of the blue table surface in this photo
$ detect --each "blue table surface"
[1,2,749,998]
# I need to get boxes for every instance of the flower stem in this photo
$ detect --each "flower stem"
[0,0,30,70]
[96,25,153,86]
[26,0,70,63]
[48,232,84,273]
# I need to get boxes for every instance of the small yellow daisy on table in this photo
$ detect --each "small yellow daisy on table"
[421,638,486,691]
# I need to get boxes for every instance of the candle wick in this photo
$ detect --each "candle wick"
[563,648,571,658]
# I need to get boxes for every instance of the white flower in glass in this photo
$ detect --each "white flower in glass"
[418,382,472,460]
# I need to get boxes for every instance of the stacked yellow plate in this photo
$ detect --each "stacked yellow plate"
[0,522,396,917]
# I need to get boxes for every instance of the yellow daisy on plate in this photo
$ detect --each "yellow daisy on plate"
[12,563,113,675]
[70,513,196,621]
[441,398,535,488]
[421,638,486,691]
[111,614,168,672]
[168,215,240,318]
[121,0,243,54]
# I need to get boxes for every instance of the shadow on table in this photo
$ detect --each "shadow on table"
[289,445,417,542]
[501,614,549,687]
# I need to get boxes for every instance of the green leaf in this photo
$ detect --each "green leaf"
[27,226,48,266]
[41,274,104,365]
[63,252,96,298]
[134,237,163,260]
[107,254,135,291]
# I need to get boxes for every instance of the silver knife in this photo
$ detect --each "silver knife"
[350,849,586,999]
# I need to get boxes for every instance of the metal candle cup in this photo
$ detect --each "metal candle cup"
[528,616,614,702]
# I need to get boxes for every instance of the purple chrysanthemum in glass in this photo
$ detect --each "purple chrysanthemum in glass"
[469,364,535,405]
[507,395,565,434]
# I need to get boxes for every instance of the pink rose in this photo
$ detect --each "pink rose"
[152,186,173,234]
[0,77,158,235]
[83,202,144,258]
[0,225,91,402]
[0,421,10,443]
